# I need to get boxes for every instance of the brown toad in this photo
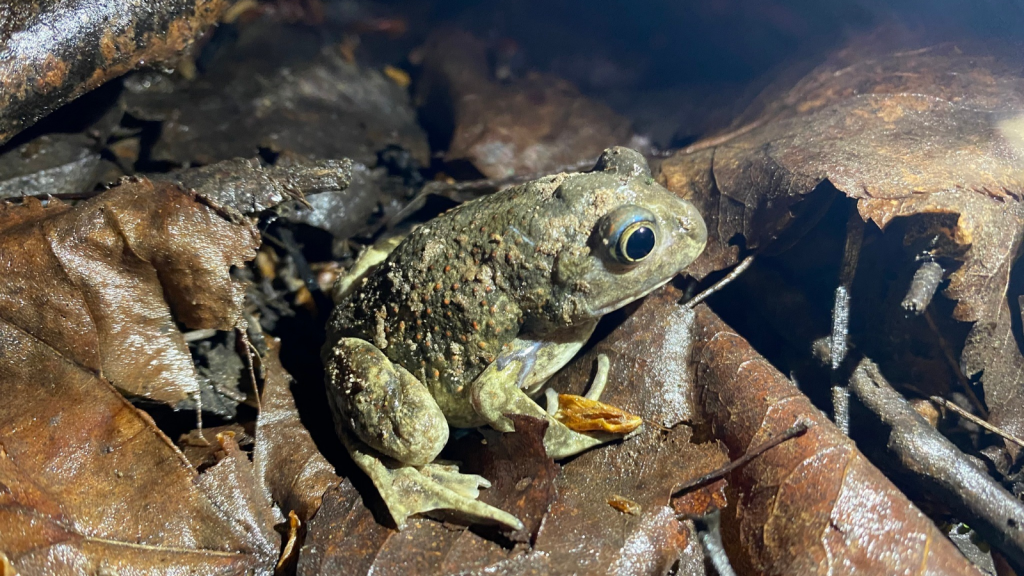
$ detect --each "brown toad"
[323,147,707,530]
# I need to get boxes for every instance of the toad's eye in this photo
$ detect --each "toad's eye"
[600,206,659,265]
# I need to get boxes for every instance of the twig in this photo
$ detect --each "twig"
[901,260,943,314]
[182,328,218,343]
[849,358,1024,573]
[683,255,755,309]
[930,395,1024,448]
[688,509,738,576]
[671,421,810,495]
[830,208,864,434]
[239,327,262,413]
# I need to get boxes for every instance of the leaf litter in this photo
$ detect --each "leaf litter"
[0,158,349,574]
[2,5,1024,575]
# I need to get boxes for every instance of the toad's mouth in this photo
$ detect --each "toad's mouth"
[586,275,675,317]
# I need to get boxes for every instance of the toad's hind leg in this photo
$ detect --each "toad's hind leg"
[324,337,523,530]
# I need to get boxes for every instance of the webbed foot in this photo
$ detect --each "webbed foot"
[344,432,524,531]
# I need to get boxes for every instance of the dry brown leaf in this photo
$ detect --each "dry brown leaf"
[0,158,351,575]
[660,36,1024,454]
[254,341,342,522]
[0,0,230,144]
[0,179,259,406]
[0,315,279,574]
[689,303,982,575]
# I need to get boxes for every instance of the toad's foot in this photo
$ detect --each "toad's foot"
[345,432,523,531]
[472,372,606,460]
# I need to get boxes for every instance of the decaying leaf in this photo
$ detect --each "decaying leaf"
[536,287,730,575]
[0,158,349,408]
[554,393,643,434]
[416,28,633,179]
[0,157,354,574]
[0,284,279,575]
[254,342,342,522]
[0,0,231,144]
[123,36,430,168]
[689,303,983,575]
[660,36,1024,456]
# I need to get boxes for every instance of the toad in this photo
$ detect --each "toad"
[323,147,707,530]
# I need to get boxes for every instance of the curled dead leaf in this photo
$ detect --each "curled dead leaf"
[689,303,983,575]
[660,34,1024,459]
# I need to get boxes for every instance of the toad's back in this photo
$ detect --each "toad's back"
[328,172,593,423]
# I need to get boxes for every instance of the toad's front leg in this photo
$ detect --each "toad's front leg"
[323,337,523,530]
[469,331,620,459]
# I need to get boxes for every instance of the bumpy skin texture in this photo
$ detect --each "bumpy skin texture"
[323,147,707,527]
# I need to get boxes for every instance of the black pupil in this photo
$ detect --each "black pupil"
[624,226,655,260]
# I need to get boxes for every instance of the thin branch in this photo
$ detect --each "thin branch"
[683,255,755,309]
[671,421,810,495]
[930,395,1024,448]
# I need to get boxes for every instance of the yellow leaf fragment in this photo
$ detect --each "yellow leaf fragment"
[554,394,642,434]
[607,494,642,516]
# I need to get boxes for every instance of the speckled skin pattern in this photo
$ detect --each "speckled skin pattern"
[324,147,706,462]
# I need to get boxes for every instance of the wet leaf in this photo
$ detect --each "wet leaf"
[0,0,230,144]
[0,182,253,406]
[536,287,730,575]
[460,415,560,544]
[689,303,983,575]
[0,275,279,574]
[416,28,633,179]
[660,36,1024,455]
